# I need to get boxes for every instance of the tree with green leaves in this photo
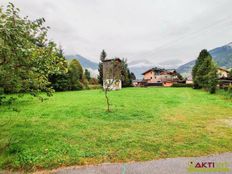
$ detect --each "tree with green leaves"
[207,63,218,94]
[130,72,136,80]
[84,69,91,81]
[176,72,183,81]
[48,46,69,91]
[68,59,83,90]
[121,59,133,87]
[192,49,218,93]
[192,49,211,89]
[0,3,66,104]
[98,50,107,85]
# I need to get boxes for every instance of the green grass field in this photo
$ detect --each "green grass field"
[0,88,232,171]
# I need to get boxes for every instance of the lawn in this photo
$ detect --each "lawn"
[0,88,232,171]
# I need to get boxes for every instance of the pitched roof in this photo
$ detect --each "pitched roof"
[217,67,229,73]
[103,58,121,62]
[141,67,176,75]
[141,67,165,75]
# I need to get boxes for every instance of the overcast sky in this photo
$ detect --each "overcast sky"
[1,0,232,67]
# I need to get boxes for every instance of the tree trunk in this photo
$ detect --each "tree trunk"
[104,89,110,112]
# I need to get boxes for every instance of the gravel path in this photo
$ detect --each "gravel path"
[52,152,232,174]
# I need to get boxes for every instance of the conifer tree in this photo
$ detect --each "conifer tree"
[98,50,107,85]
[192,49,218,93]
[192,49,211,88]
[84,69,91,81]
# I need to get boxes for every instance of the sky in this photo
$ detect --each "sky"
[1,0,232,67]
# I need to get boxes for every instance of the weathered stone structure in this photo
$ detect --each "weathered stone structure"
[103,58,122,90]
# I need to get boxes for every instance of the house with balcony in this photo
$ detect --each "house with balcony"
[142,67,179,86]
[217,67,232,88]
[217,67,229,78]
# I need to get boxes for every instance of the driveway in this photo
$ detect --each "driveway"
[52,152,232,174]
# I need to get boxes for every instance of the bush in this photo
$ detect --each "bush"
[88,85,102,90]
[89,78,99,85]
[172,83,193,88]
[0,87,4,95]
[82,79,89,90]
[69,81,83,90]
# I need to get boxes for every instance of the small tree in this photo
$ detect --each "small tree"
[121,59,133,87]
[84,69,91,81]
[103,60,121,112]
[130,72,136,80]
[98,50,107,85]
[207,64,218,94]
[176,72,183,81]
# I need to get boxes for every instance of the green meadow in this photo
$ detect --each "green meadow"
[0,88,232,171]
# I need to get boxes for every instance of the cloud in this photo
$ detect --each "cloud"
[158,59,183,69]
[1,0,232,65]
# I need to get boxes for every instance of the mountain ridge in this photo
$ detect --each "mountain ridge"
[177,42,232,75]
[65,54,99,77]
[65,54,98,69]
[65,42,232,79]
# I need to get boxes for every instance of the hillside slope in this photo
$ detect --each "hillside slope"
[65,54,98,70]
[65,54,99,77]
[177,42,232,74]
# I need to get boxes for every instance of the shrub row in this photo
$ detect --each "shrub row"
[172,83,193,88]
[88,85,102,90]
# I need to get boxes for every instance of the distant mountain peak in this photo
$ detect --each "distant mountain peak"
[177,42,232,75]
[65,54,98,69]
[227,42,232,48]
[65,54,99,77]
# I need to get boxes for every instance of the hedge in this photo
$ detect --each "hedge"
[172,83,193,88]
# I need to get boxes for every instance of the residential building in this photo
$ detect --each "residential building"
[186,76,193,84]
[142,67,179,86]
[217,67,232,88]
[217,67,229,78]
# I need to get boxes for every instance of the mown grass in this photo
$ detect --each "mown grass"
[0,88,232,171]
